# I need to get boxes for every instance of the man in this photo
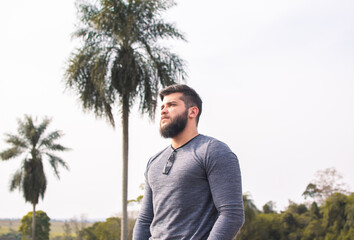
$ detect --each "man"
[133,84,244,239]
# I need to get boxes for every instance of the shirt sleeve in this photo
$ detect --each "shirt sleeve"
[132,178,154,240]
[205,141,245,240]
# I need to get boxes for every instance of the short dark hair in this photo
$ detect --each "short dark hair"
[159,84,203,124]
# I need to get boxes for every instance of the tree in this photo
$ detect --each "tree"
[80,217,136,240]
[236,194,261,240]
[251,213,283,240]
[80,217,121,240]
[233,192,354,240]
[262,201,277,214]
[303,167,351,204]
[64,0,186,238]
[341,193,354,240]
[322,193,353,240]
[70,215,88,240]
[19,211,50,240]
[62,221,74,240]
[0,115,69,240]
[242,194,260,222]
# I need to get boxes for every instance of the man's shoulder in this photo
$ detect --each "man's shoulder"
[196,134,230,149]
[195,135,236,161]
[147,145,171,167]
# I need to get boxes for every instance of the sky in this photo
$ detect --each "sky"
[1,0,353,220]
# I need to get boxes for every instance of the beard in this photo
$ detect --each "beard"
[160,109,188,138]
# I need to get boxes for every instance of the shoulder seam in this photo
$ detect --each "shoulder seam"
[146,145,170,169]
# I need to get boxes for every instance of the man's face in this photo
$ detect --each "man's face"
[160,92,189,138]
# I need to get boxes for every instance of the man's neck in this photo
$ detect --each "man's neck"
[171,128,199,149]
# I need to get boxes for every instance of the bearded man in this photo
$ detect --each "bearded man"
[133,84,244,240]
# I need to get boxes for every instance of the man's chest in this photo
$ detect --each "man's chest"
[147,150,208,193]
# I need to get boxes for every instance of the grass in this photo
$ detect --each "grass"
[0,220,21,235]
[0,219,92,239]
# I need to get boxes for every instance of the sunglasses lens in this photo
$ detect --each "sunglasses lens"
[163,151,176,175]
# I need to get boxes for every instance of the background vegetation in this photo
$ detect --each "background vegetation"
[0,191,352,240]
[1,167,352,240]
[236,192,353,240]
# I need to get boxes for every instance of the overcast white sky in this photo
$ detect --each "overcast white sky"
[1,0,353,220]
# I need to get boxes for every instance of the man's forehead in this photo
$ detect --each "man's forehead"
[162,92,183,103]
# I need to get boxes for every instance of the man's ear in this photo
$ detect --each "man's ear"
[189,106,199,119]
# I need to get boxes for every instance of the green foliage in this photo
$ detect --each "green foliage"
[79,217,135,240]
[303,183,321,200]
[19,211,50,240]
[235,193,354,240]
[263,201,277,214]
[128,195,143,205]
[128,183,145,206]
[237,213,283,240]
[321,193,354,240]
[242,194,260,223]
[340,194,354,239]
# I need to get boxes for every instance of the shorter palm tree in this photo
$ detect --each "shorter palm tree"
[0,115,70,240]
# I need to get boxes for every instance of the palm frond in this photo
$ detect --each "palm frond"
[16,115,48,148]
[9,169,23,192]
[4,133,28,148]
[17,115,34,142]
[39,130,63,149]
[46,144,70,152]
[37,117,51,139]
[143,43,187,84]
[65,45,116,126]
[145,21,186,42]
[1,134,27,160]
[0,147,24,160]
[46,153,69,179]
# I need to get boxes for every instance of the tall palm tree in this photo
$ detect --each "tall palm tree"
[0,115,69,240]
[64,0,186,238]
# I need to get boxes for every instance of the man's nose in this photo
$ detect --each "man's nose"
[161,107,168,115]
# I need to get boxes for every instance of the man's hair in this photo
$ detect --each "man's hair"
[159,84,203,124]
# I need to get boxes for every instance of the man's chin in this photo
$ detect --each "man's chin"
[160,125,175,138]
[159,129,171,139]
[160,122,170,130]
[160,119,170,126]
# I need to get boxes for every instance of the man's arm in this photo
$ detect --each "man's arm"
[206,142,245,240]
[133,180,153,240]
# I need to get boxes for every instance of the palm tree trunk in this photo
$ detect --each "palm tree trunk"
[32,203,36,240]
[121,96,129,240]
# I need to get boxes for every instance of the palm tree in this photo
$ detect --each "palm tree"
[64,0,186,238]
[0,115,69,240]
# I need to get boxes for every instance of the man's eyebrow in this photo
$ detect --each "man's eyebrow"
[163,100,178,105]
[161,100,178,108]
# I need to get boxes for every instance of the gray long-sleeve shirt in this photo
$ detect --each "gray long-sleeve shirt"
[133,134,244,240]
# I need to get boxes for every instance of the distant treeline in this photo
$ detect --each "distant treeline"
[236,192,353,240]
[1,192,352,240]
[74,192,354,240]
